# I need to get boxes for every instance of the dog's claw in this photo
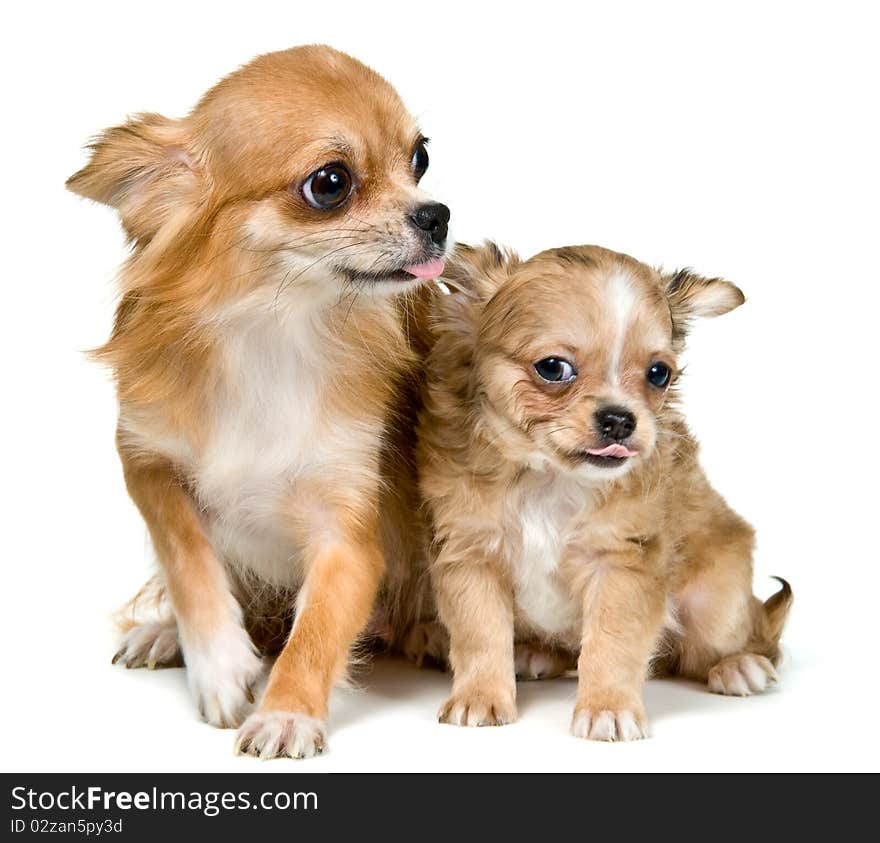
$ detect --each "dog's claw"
[245,686,255,705]
[235,711,326,760]
[111,650,123,665]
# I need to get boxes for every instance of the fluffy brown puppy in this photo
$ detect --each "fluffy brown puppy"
[68,45,449,759]
[418,243,791,740]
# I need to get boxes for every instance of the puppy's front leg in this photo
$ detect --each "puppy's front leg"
[571,546,666,742]
[119,449,262,728]
[435,550,517,727]
[235,531,385,759]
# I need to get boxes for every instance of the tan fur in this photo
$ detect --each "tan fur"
[69,45,448,759]
[418,243,792,739]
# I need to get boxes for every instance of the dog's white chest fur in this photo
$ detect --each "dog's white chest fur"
[194,306,379,586]
[509,475,589,640]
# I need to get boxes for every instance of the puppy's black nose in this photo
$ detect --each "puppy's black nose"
[409,202,450,245]
[595,406,637,442]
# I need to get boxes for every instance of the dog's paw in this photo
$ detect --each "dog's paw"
[708,653,778,696]
[235,711,326,760]
[439,684,517,727]
[514,642,573,680]
[112,619,182,670]
[571,699,649,742]
[401,621,449,668]
[184,626,264,729]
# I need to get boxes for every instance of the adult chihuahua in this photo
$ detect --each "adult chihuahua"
[68,45,449,759]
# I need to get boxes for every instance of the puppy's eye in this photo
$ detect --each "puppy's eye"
[302,164,353,210]
[647,362,672,388]
[412,139,429,182]
[534,357,577,384]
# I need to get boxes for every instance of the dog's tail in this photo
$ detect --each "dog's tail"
[758,576,793,662]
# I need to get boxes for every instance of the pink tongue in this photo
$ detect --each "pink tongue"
[402,258,445,279]
[586,443,638,458]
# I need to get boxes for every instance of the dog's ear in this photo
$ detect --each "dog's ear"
[66,113,203,244]
[664,268,744,343]
[427,241,519,354]
[440,241,519,303]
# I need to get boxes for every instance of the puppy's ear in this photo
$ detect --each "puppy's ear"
[427,241,518,354]
[66,113,202,243]
[441,241,519,303]
[665,268,744,342]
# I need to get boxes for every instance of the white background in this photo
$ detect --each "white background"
[3,0,878,773]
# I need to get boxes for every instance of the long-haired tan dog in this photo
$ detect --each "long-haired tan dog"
[418,243,791,740]
[68,46,449,759]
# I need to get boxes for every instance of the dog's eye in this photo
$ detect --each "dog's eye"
[646,362,672,388]
[302,164,353,210]
[534,357,577,384]
[412,139,429,182]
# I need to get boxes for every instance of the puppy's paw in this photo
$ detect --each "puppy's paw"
[402,621,449,668]
[235,711,326,760]
[708,653,778,696]
[112,619,182,669]
[439,683,517,727]
[514,642,574,680]
[571,697,649,742]
[184,626,264,729]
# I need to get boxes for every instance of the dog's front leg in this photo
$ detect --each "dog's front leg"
[118,448,263,728]
[570,544,666,742]
[235,529,385,759]
[435,548,517,727]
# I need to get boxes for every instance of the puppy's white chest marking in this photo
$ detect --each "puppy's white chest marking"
[510,480,585,638]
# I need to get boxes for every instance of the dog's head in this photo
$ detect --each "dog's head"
[67,45,449,305]
[443,243,743,480]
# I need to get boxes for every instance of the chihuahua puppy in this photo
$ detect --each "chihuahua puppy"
[418,243,791,740]
[68,46,449,759]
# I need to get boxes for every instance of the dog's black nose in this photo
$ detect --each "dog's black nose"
[595,406,637,442]
[409,202,450,245]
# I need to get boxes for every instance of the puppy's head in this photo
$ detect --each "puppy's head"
[67,46,449,304]
[445,244,743,480]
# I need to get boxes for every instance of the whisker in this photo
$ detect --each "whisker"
[276,241,372,298]
[337,248,392,328]
[239,230,371,254]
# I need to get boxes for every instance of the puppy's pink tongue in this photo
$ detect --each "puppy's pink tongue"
[403,258,445,279]
[586,444,638,458]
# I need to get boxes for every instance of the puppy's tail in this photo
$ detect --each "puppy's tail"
[758,576,793,661]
